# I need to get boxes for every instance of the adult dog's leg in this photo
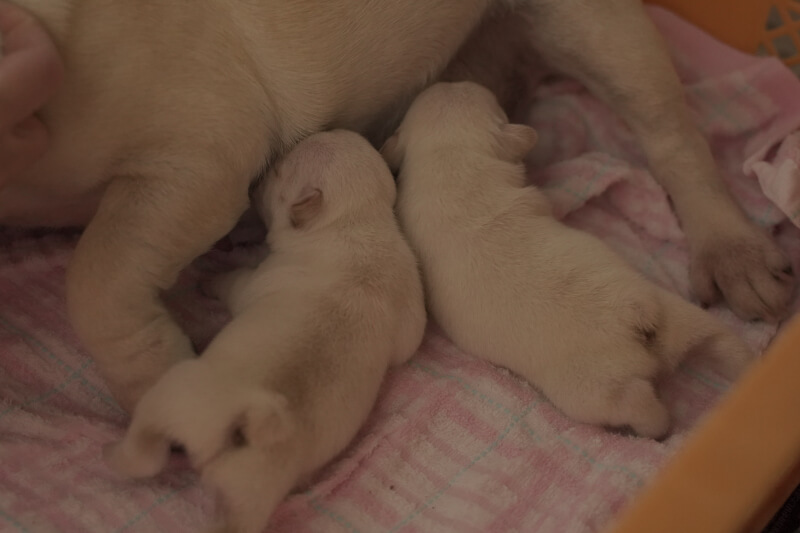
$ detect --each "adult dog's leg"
[66,166,250,411]
[520,0,795,322]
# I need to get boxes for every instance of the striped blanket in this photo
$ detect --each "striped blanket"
[2,6,799,533]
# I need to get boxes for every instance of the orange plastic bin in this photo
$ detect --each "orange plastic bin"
[648,0,800,67]
[604,3,800,532]
[606,317,800,533]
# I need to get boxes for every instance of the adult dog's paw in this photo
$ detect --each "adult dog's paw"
[689,223,795,323]
[88,315,197,413]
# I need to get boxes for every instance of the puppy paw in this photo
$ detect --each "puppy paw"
[689,224,795,323]
[614,378,671,440]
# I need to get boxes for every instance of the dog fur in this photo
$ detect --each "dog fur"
[383,82,753,438]
[1,0,793,409]
[104,130,426,533]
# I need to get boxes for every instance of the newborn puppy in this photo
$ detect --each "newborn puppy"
[104,131,426,533]
[383,82,753,439]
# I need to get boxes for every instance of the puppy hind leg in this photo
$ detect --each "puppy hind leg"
[518,0,795,322]
[549,373,670,439]
[654,289,754,380]
[207,448,302,533]
[542,342,669,439]
[610,377,671,440]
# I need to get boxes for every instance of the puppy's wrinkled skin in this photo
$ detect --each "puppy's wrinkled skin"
[3,0,792,409]
[385,82,753,439]
[105,131,426,533]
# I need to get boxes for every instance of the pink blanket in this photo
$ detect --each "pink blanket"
[2,7,800,533]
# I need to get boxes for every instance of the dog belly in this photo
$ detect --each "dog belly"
[257,0,501,140]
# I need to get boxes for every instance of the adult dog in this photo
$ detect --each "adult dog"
[2,0,794,410]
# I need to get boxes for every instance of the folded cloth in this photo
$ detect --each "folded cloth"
[1,6,799,533]
[750,131,800,228]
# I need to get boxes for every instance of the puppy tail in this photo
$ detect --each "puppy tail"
[652,288,753,380]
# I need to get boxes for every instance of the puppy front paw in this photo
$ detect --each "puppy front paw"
[689,223,795,323]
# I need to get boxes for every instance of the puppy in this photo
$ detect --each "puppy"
[104,131,426,533]
[383,82,753,439]
[3,0,792,410]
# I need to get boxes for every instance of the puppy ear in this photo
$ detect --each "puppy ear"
[379,133,402,173]
[104,425,171,479]
[289,187,323,229]
[495,124,538,162]
[241,390,294,448]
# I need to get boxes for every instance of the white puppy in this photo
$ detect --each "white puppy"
[383,82,753,439]
[104,130,426,533]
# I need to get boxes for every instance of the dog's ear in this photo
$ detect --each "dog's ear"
[240,390,294,448]
[380,133,403,173]
[103,424,171,479]
[289,187,323,229]
[495,124,538,162]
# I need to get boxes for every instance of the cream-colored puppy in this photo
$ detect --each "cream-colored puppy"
[4,0,792,411]
[383,82,753,439]
[104,131,426,533]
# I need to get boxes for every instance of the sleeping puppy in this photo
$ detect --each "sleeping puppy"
[2,0,793,410]
[104,130,426,533]
[383,82,753,439]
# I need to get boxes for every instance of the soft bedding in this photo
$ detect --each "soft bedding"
[2,6,800,533]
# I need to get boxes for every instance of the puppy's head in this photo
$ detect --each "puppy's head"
[104,359,294,480]
[257,130,396,233]
[381,81,538,171]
